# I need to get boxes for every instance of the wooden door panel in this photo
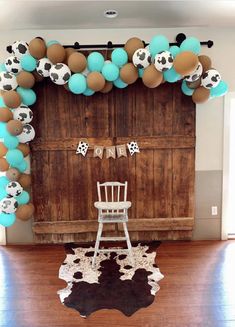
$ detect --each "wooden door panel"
[31,79,195,243]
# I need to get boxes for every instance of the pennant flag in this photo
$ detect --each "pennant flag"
[127,141,140,156]
[106,146,116,159]
[94,145,104,159]
[76,141,89,157]
[116,144,127,158]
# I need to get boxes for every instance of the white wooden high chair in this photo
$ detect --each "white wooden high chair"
[92,181,133,268]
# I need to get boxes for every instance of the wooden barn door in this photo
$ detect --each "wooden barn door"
[31,79,195,243]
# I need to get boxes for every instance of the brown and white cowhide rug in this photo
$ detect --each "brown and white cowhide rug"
[57,242,164,317]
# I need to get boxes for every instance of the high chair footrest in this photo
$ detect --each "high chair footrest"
[98,248,129,253]
[100,237,127,241]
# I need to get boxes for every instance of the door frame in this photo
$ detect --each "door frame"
[221,92,235,240]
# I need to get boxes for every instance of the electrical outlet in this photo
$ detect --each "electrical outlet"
[211,206,218,216]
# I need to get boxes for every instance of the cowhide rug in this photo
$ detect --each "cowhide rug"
[57,242,164,317]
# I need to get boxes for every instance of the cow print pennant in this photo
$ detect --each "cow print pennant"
[127,141,140,156]
[76,141,89,157]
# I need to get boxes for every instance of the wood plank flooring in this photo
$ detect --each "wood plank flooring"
[0,241,235,327]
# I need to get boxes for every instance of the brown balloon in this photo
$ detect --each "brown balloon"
[16,203,35,221]
[100,81,113,94]
[17,71,35,89]
[17,143,30,157]
[142,64,163,88]
[174,51,199,76]
[64,48,76,65]
[120,63,138,84]
[6,167,20,181]
[32,70,44,82]
[87,72,105,91]
[0,107,13,122]
[2,91,21,109]
[124,37,144,61]
[0,143,7,157]
[18,173,31,189]
[198,55,212,72]
[7,120,23,136]
[0,158,9,172]
[192,86,210,104]
[29,38,47,59]
[68,52,87,73]
[47,44,66,64]
[186,78,201,89]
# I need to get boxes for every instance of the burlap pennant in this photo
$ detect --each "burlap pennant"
[94,145,104,159]
[116,144,127,158]
[106,146,116,159]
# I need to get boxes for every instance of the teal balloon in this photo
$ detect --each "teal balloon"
[0,189,8,200]
[180,37,201,55]
[181,80,194,96]
[111,48,128,67]
[163,67,181,83]
[210,80,228,98]
[20,54,37,72]
[0,122,7,138]
[83,88,95,96]
[47,40,60,47]
[16,87,36,106]
[138,68,144,78]
[169,45,180,58]
[16,190,30,205]
[0,63,6,72]
[102,63,119,82]
[68,74,87,94]
[87,52,104,72]
[0,213,16,227]
[0,97,6,107]
[0,176,9,188]
[16,159,28,173]
[149,35,169,57]
[6,149,24,166]
[4,135,19,149]
[113,77,128,89]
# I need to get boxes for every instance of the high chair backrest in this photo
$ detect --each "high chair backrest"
[97,181,128,214]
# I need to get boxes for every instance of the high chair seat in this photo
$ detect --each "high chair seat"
[94,201,132,211]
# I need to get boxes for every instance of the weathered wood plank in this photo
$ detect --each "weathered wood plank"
[31,136,195,151]
[33,217,194,234]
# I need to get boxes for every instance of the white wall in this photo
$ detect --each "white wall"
[0,27,234,242]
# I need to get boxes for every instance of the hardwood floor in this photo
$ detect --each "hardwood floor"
[0,241,235,327]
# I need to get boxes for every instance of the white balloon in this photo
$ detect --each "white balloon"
[6,181,23,197]
[13,105,33,124]
[132,48,151,69]
[36,58,53,77]
[0,71,18,91]
[17,124,35,143]
[154,51,174,72]
[201,69,221,89]
[184,63,203,82]
[5,56,22,75]
[0,197,18,214]
[50,63,71,85]
[11,40,29,58]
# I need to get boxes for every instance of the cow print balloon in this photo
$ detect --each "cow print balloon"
[6,181,23,197]
[36,58,53,77]
[201,69,221,89]
[11,40,29,58]
[0,71,18,91]
[154,51,174,72]
[184,63,203,82]
[13,105,33,124]
[132,48,151,69]
[0,196,18,214]
[17,124,35,143]
[5,56,22,75]
[49,63,71,85]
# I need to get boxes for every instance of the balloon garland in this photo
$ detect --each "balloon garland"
[0,35,228,227]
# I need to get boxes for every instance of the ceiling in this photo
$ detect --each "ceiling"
[0,1,235,30]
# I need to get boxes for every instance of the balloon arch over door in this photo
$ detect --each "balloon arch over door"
[0,35,228,227]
